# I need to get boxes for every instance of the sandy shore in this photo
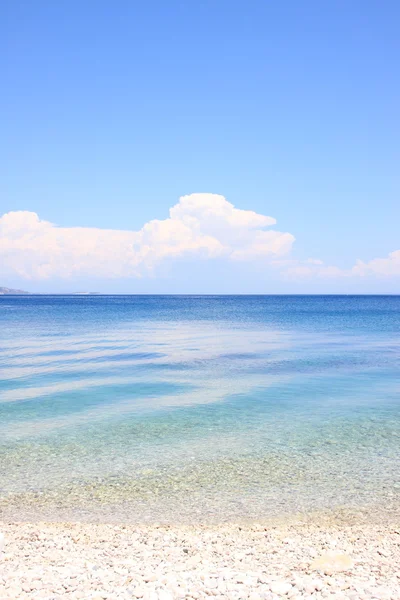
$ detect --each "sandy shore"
[1,520,399,600]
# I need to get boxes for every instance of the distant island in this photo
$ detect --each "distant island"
[0,287,30,295]
[0,287,100,295]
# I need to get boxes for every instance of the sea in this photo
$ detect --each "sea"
[0,295,399,524]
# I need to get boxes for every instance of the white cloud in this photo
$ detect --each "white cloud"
[283,250,400,280]
[2,192,399,284]
[351,250,400,277]
[0,193,294,280]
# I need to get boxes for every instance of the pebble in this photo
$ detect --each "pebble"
[311,552,354,573]
[270,581,293,595]
[0,522,399,599]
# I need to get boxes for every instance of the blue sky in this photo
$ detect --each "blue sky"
[1,0,399,293]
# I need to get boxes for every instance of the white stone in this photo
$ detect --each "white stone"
[270,581,292,595]
[157,590,174,600]
[311,552,354,573]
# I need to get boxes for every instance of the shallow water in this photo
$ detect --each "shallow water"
[1,295,399,523]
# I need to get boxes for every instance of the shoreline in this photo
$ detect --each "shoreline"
[1,493,400,527]
[1,516,399,599]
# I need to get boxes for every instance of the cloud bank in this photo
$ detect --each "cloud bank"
[0,194,294,279]
[1,192,398,283]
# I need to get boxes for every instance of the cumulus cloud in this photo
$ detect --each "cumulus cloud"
[0,193,294,280]
[282,250,400,280]
[2,192,399,283]
[351,250,400,277]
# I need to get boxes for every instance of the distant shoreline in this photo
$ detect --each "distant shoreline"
[1,292,399,296]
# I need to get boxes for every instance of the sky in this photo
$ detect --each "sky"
[1,0,399,293]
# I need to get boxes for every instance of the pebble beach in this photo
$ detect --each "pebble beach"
[1,517,400,600]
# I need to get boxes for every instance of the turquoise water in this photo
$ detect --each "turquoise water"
[0,295,399,523]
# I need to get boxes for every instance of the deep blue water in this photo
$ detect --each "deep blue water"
[0,295,399,522]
